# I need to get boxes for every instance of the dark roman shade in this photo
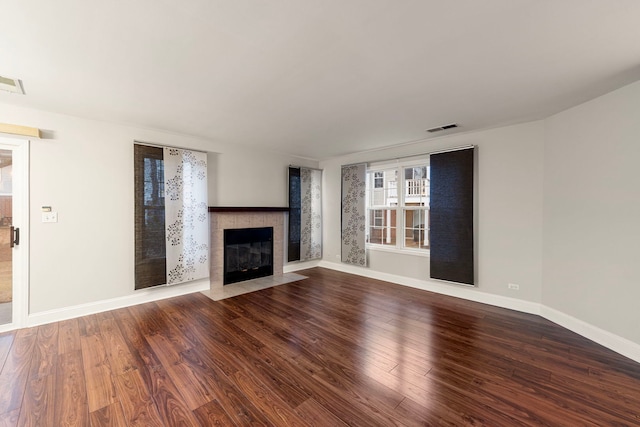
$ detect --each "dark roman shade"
[134,145,166,288]
[429,147,475,285]
[288,166,322,262]
[288,167,301,261]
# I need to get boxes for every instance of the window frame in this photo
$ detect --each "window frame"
[365,158,430,255]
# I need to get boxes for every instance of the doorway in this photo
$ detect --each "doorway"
[0,137,28,330]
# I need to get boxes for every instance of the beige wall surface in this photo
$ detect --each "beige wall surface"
[0,102,317,314]
[543,80,640,344]
[320,121,545,304]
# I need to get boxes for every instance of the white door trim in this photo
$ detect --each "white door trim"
[0,137,29,332]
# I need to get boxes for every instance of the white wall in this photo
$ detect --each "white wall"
[543,80,640,345]
[320,121,545,304]
[0,102,317,315]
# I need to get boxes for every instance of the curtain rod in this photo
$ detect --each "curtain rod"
[289,164,324,172]
[134,140,209,154]
[341,144,475,168]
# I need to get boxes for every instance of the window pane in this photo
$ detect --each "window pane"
[404,164,429,207]
[367,168,398,206]
[374,171,383,188]
[367,208,396,246]
[403,209,429,249]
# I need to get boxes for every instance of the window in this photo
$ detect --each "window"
[373,171,384,188]
[366,160,430,252]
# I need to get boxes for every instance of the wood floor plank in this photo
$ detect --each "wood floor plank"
[80,334,116,412]
[113,312,162,369]
[142,364,200,426]
[176,346,274,426]
[155,353,217,411]
[54,350,88,427]
[192,399,235,426]
[294,398,349,427]
[0,267,639,424]
[0,408,19,427]
[29,323,59,380]
[0,328,38,415]
[0,333,15,372]
[16,373,56,426]
[230,368,310,426]
[113,369,164,427]
[97,317,137,376]
[78,315,100,337]
[89,402,127,427]
[58,318,82,355]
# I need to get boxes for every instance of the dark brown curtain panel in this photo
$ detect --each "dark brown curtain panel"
[288,167,301,262]
[288,166,323,262]
[429,147,475,285]
[134,144,167,289]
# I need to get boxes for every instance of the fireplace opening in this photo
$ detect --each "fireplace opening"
[224,227,274,285]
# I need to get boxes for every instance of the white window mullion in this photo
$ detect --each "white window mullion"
[397,170,405,249]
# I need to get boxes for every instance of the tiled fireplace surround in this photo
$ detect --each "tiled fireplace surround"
[209,210,285,289]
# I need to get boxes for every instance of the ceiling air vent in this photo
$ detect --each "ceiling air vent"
[0,75,25,94]
[426,123,458,133]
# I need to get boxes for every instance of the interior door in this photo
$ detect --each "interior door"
[0,137,28,330]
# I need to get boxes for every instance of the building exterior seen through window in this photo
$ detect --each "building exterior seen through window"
[366,160,430,251]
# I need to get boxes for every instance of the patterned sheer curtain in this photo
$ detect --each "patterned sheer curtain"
[341,164,366,266]
[163,147,209,284]
[288,166,322,262]
[134,143,209,289]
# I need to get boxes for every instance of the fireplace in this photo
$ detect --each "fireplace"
[209,208,286,289]
[224,227,273,285]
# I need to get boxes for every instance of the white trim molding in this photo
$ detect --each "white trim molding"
[27,279,210,328]
[540,305,640,364]
[318,260,640,364]
[318,260,540,314]
[284,260,321,273]
[22,260,640,366]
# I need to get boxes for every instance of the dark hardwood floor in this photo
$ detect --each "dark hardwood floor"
[0,267,639,426]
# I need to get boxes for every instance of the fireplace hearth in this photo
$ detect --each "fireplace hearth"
[224,227,274,285]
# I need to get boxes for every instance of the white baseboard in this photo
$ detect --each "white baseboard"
[284,260,321,273]
[24,262,640,365]
[318,260,640,364]
[540,305,640,364]
[317,260,541,314]
[25,262,320,328]
[27,279,210,327]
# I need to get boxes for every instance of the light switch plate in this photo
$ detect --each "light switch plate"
[42,212,58,223]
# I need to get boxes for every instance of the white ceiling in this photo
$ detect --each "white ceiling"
[2,0,640,160]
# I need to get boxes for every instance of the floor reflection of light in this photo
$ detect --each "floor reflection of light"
[358,291,437,414]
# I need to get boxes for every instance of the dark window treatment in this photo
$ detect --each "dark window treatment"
[288,166,322,262]
[429,148,475,285]
[288,167,301,262]
[134,145,167,289]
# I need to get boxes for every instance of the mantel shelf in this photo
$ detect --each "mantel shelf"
[208,206,289,213]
